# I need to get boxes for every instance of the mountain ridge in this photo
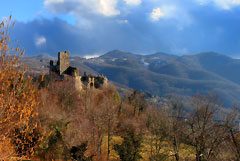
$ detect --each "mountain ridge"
[22,50,240,107]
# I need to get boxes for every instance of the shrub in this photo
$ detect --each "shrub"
[113,126,143,161]
[70,142,94,161]
[0,16,40,159]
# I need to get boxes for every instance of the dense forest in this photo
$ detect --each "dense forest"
[1,17,240,161]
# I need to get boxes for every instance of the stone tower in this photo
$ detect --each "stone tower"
[58,51,70,75]
[50,51,108,90]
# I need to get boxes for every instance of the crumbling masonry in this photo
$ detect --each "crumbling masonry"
[49,51,108,90]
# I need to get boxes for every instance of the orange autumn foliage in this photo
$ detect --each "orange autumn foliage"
[0,16,40,159]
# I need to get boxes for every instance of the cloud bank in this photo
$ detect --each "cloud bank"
[196,0,240,9]
[7,0,240,57]
[44,0,120,17]
[124,0,142,6]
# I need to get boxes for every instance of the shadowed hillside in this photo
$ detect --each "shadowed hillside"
[22,50,240,107]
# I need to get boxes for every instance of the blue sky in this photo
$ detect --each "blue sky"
[1,0,240,57]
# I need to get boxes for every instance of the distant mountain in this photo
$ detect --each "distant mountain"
[22,50,240,107]
[144,52,179,59]
[181,52,240,85]
[99,50,140,59]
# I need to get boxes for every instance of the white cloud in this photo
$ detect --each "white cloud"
[150,8,165,21]
[44,0,120,17]
[149,5,193,30]
[150,6,176,21]
[84,54,100,59]
[196,0,240,10]
[44,0,64,6]
[216,0,240,9]
[35,36,47,47]
[124,0,142,6]
[99,0,120,16]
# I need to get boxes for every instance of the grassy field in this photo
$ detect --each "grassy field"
[101,136,195,161]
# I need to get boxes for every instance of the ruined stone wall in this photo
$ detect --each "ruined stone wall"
[50,51,108,90]
[75,76,83,91]
[103,77,108,88]
[58,51,70,75]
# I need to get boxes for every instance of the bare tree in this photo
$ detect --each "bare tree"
[146,107,169,161]
[165,96,185,161]
[223,106,240,161]
[182,94,229,161]
[128,90,147,116]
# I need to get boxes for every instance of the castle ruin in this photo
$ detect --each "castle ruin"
[49,51,108,90]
